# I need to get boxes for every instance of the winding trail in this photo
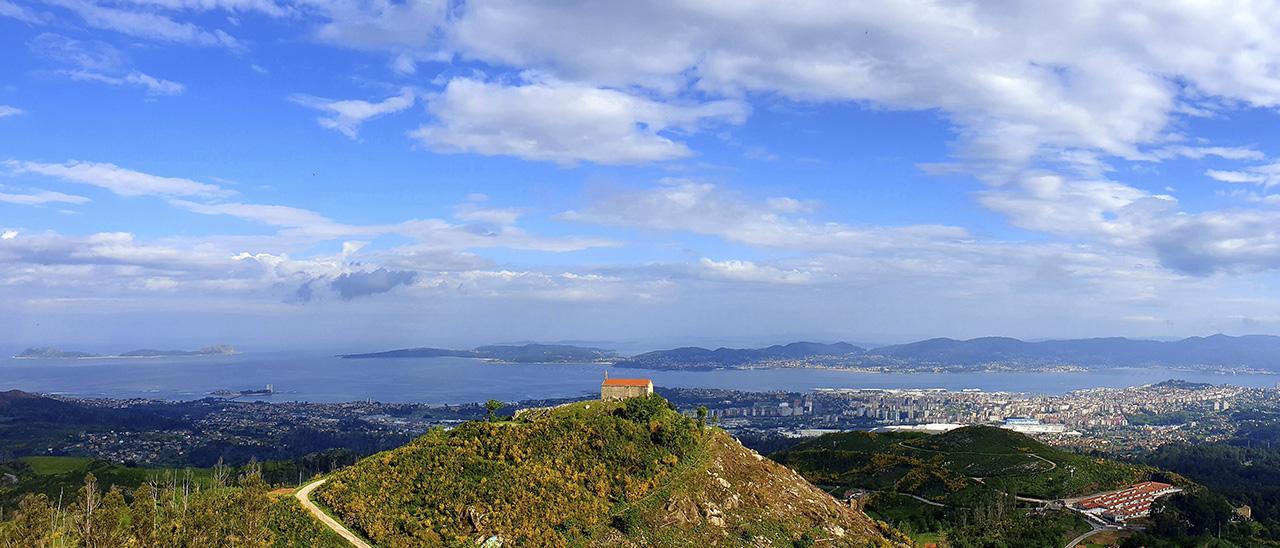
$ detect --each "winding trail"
[296,478,372,548]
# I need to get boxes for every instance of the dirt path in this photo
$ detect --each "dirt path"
[296,478,372,548]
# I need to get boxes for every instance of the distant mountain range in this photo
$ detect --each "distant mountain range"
[867,334,1280,369]
[14,345,238,360]
[614,334,1280,371]
[340,343,616,363]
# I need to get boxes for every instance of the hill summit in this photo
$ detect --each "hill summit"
[315,395,901,546]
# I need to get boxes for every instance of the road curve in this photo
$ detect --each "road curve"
[1063,525,1115,548]
[296,478,372,548]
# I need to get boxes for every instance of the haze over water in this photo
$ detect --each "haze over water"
[4,353,1277,404]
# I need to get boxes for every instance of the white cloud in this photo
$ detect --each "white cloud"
[0,0,43,23]
[411,78,746,165]
[6,160,232,198]
[43,0,243,49]
[0,189,91,205]
[31,33,186,97]
[61,69,186,96]
[699,258,814,285]
[169,199,378,239]
[1207,163,1280,188]
[114,0,289,17]
[0,105,22,118]
[310,0,449,56]
[560,179,966,251]
[1146,145,1265,162]
[454,202,523,225]
[289,88,415,139]
[438,1,1280,174]
[1,230,17,240]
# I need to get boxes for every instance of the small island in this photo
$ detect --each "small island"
[14,345,239,360]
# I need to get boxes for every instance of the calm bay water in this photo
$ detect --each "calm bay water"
[3,352,1278,404]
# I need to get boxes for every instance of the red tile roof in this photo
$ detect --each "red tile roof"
[602,378,652,387]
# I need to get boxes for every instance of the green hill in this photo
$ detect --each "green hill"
[772,426,1152,547]
[315,395,902,547]
[775,426,1147,504]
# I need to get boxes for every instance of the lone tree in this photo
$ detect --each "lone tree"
[485,399,505,422]
[696,406,708,429]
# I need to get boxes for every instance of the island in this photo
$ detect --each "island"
[13,345,239,360]
[339,343,616,363]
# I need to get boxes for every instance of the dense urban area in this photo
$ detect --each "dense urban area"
[6,379,1271,468]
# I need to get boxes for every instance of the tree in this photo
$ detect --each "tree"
[696,406,708,429]
[485,400,505,422]
[91,487,130,547]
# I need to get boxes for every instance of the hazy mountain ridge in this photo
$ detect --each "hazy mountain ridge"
[867,334,1280,369]
[14,345,238,360]
[616,334,1280,371]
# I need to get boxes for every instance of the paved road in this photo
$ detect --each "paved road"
[1063,524,1116,548]
[296,479,372,548]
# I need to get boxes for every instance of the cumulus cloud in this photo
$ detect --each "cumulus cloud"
[411,78,747,166]
[289,88,416,139]
[6,160,231,198]
[328,268,418,300]
[437,1,1280,172]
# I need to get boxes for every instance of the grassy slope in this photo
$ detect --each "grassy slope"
[317,397,900,547]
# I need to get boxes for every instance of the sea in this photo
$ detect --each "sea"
[3,352,1278,404]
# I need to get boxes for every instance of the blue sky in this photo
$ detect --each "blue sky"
[5,1,1280,351]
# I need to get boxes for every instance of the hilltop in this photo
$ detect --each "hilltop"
[340,343,616,363]
[314,395,902,546]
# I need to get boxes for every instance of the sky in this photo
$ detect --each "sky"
[5,1,1280,351]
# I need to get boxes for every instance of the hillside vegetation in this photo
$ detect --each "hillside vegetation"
[317,395,901,547]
